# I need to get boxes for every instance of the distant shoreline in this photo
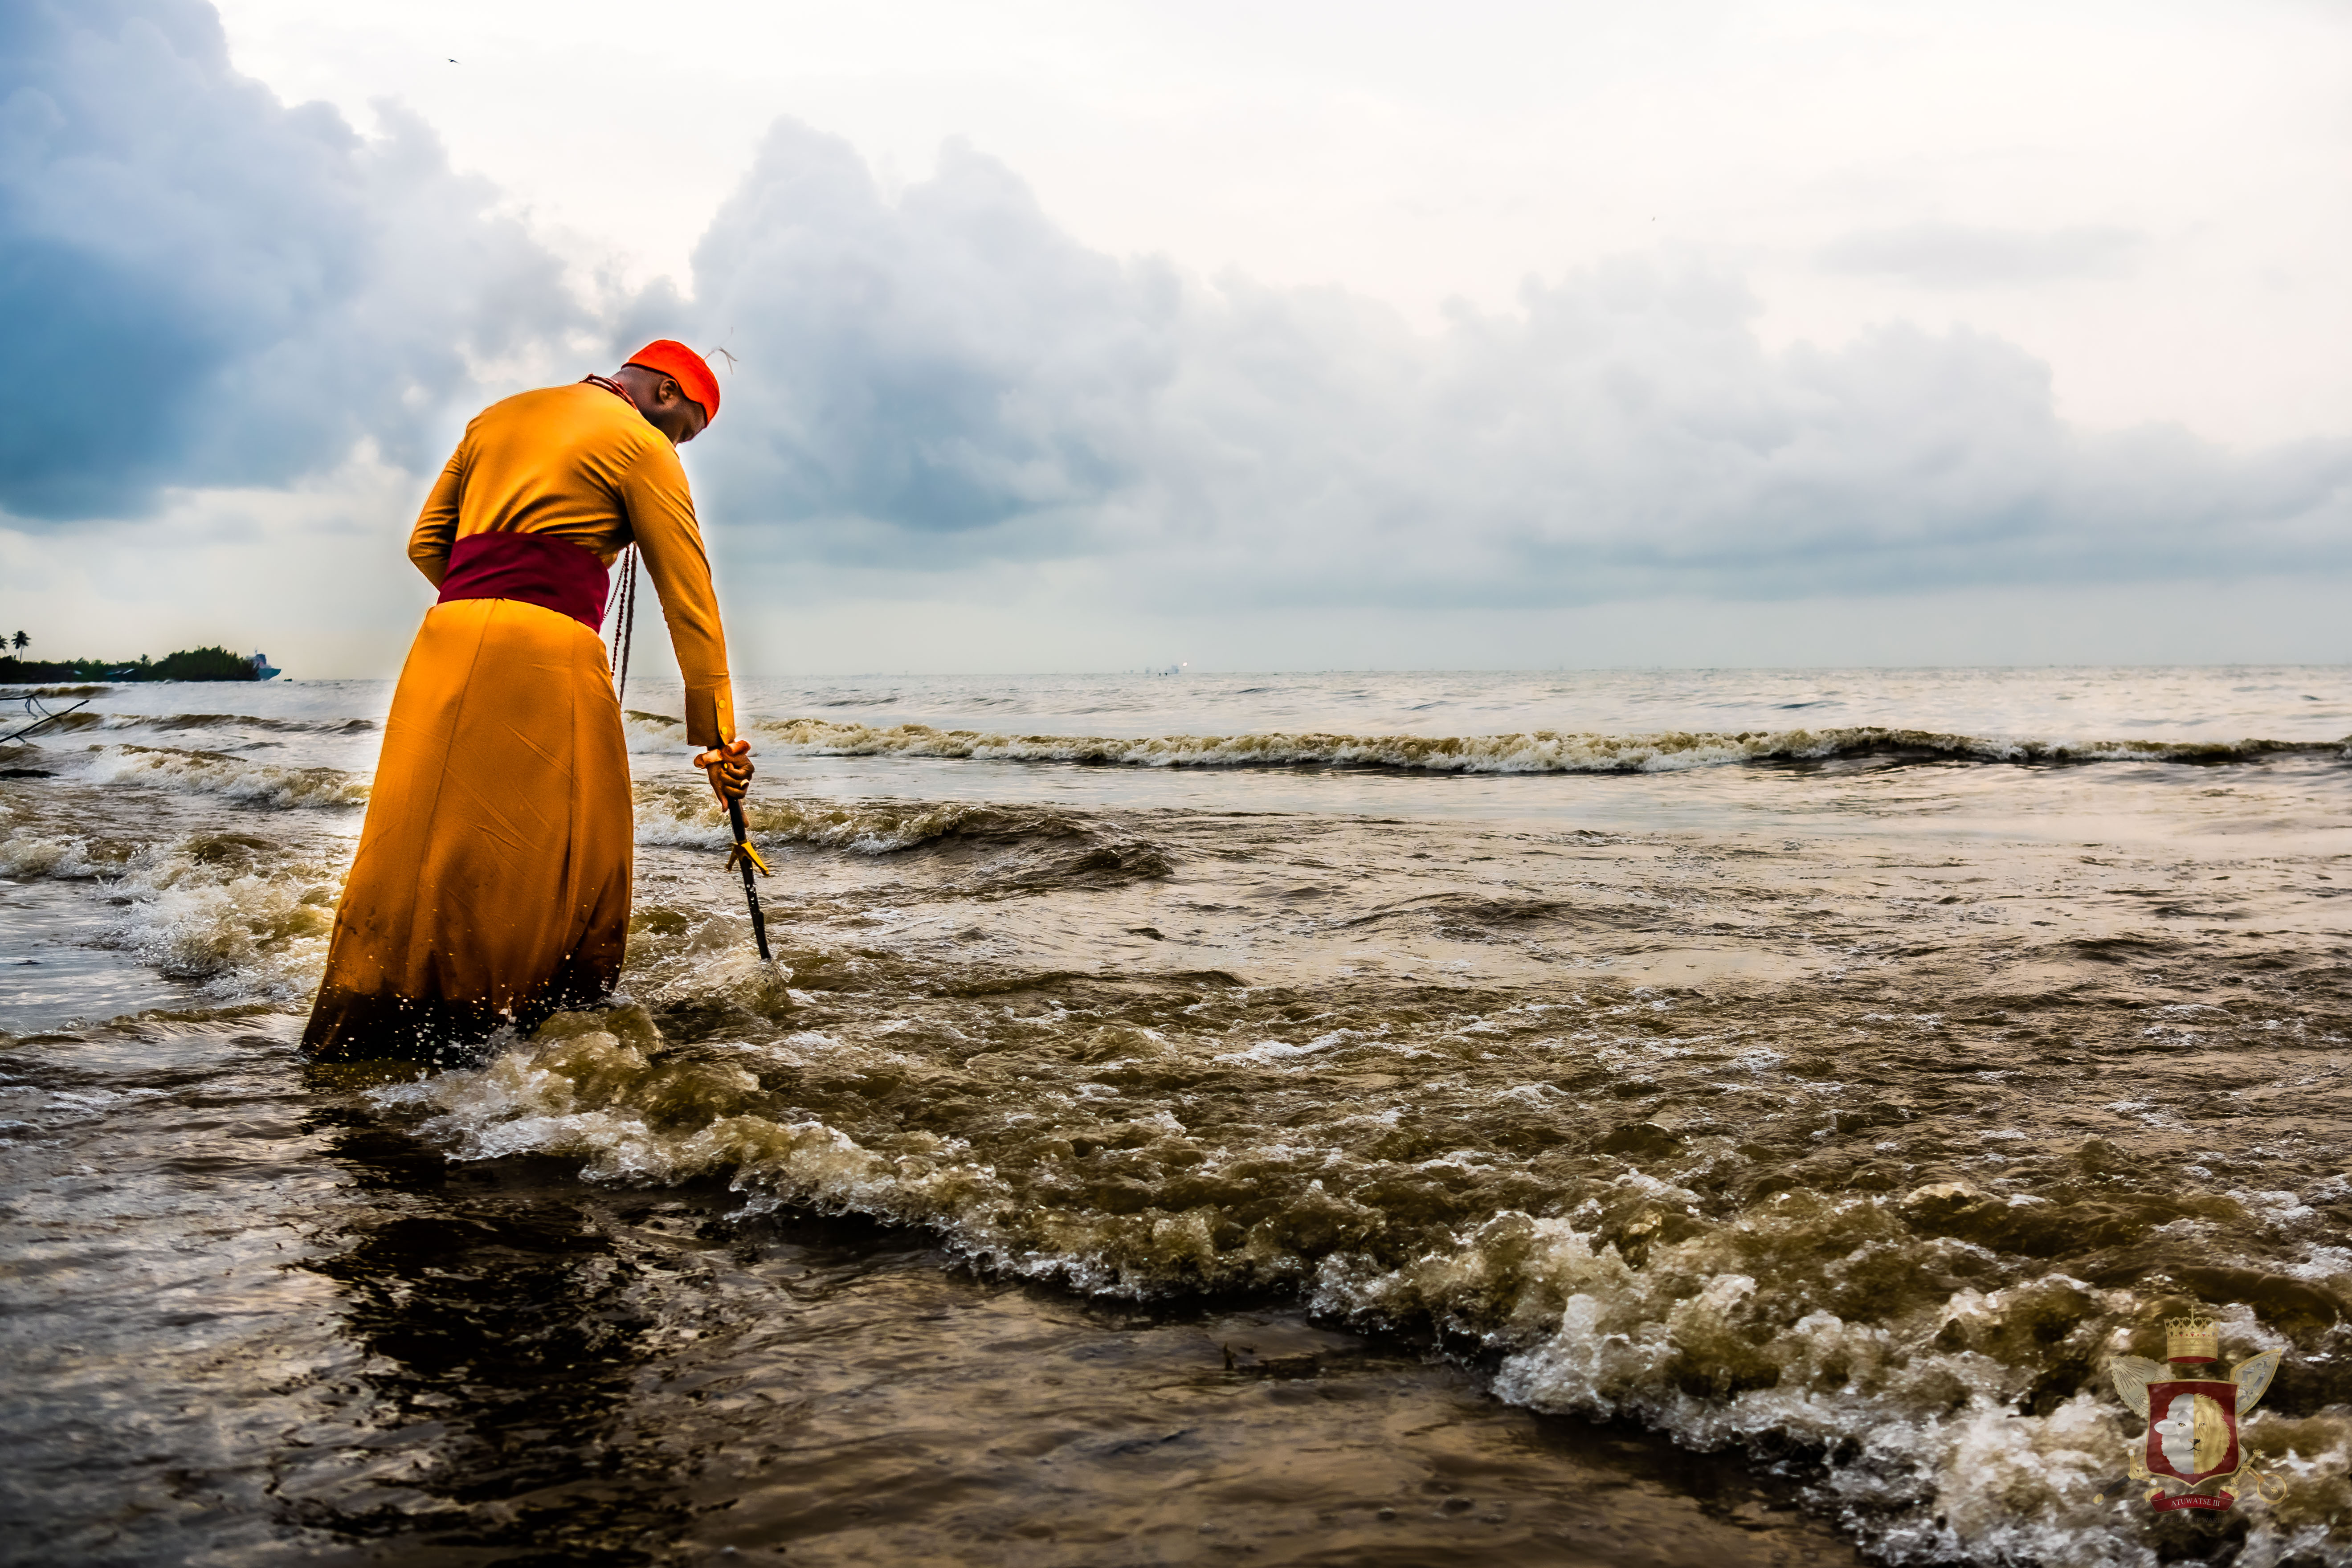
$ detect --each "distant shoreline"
[0,645,272,683]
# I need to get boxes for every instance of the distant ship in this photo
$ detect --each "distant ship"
[248,651,280,681]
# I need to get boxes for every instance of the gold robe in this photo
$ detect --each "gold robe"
[303,382,734,1061]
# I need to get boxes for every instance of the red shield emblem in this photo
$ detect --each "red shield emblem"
[2144,1379,2239,1485]
[2107,1317,2283,1513]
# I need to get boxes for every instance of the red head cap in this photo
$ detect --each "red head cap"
[624,340,721,423]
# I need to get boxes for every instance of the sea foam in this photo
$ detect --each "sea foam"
[751,718,2347,774]
[79,744,369,808]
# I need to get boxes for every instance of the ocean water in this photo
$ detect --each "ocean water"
[3,666,2348,1566]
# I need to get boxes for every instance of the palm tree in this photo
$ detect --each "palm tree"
[9,631,24,652]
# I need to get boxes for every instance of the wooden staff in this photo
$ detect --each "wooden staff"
[724,793,772,962]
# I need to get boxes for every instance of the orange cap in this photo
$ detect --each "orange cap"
[624,339,721,422]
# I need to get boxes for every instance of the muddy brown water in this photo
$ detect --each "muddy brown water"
[0,1021,1862,1564]
[4,668,2349,1564]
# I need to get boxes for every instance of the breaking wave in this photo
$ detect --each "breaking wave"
[0,824,339,1000]
[94,712,378,735]
[631,788,1175,893]
[78,745,369,808]
[110,864,337,998]
[3,708,101,736]
[0,830,122,880]
[751,718,2352,774]
[372,980,2352,1568]
[636,786,1137,855]
[16,665,2349,1564]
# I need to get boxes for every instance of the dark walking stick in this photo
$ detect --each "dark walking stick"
[612,542,769,964]
[724,792,772,963]
[2,695,89,745]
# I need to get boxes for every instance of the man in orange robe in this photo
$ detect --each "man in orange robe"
[304,341,754,1062]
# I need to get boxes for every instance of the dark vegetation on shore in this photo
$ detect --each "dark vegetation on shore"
[0,646,261,683]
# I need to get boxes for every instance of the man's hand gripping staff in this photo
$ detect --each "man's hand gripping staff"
[696,738,756,805]
[695,739,773,963]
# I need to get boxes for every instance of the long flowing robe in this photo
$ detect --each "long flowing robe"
[302,382,735,1061]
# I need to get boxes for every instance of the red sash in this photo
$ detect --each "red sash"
[436,531,610,630]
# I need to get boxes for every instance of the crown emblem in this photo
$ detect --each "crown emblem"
[2166,1308,2219,1365]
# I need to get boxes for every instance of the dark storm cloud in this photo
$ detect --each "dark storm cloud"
[682,132,2352,604]
[0,0,574,522]
[677,121,1182,558]
[1817,223,2144,287]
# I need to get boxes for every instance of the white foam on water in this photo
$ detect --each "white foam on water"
[13,663,2348,1561]
[1213,1030,1354,1064]
[1321,1216,2348,1567]
[110,871,334,997]
[0,827,344,1002]
[76,744,369,808]
[0,832,112,879]
[366,1004,2352,1568]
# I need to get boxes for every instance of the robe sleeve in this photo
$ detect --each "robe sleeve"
[619,439,735,747]
[407,446,467,588]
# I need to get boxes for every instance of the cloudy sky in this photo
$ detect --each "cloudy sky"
[3,0,2347,676]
